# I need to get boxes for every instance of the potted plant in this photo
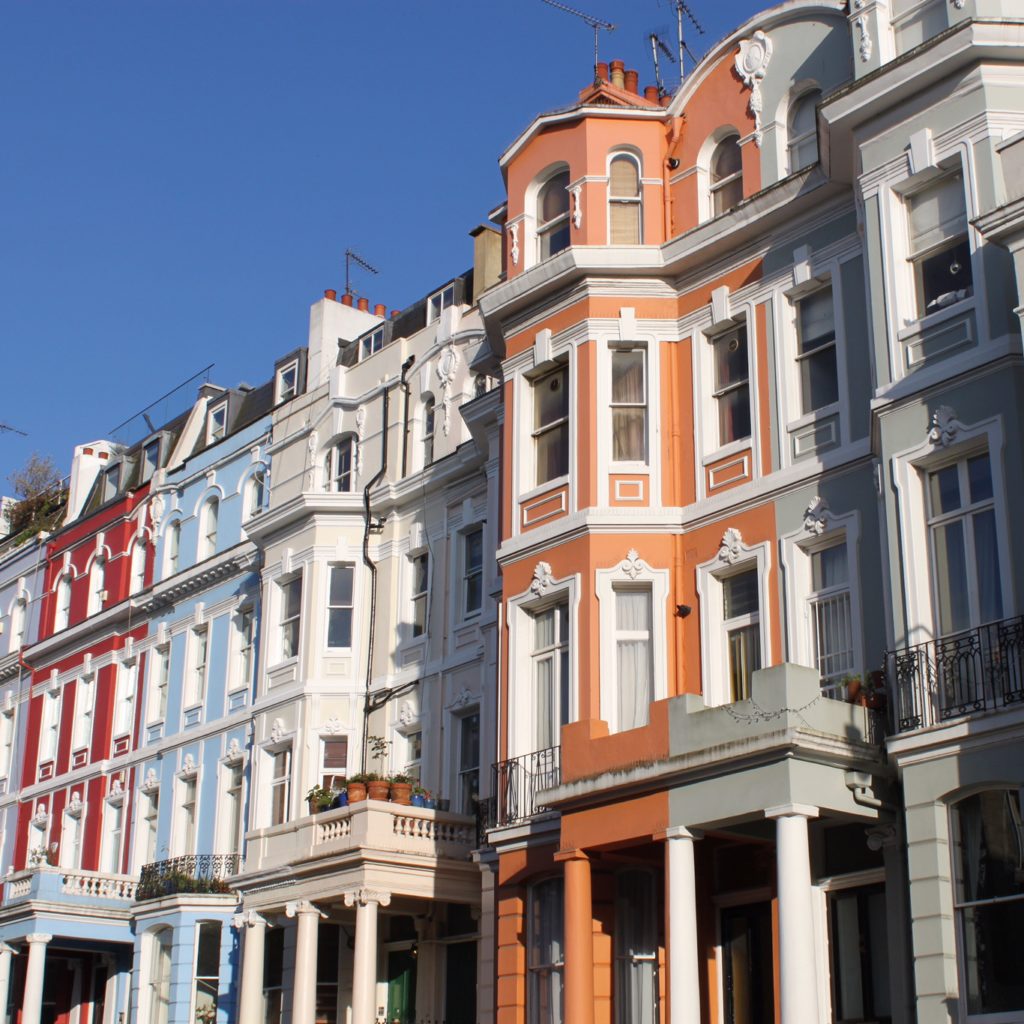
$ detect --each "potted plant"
[423,790,436,810]
[305,785,335,815]
[330,783,349,809]
[365,772,391,802]
[843,671,887,709]
[347,774,369,803]
[390,773,413,805]
[410,786,426,808]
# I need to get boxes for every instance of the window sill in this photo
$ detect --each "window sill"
[268,656,299,672]
[518,475,569,505]
[609,461,650,471]
[897,296,974,340]
[786,402,840,434]
[701,437,752,467]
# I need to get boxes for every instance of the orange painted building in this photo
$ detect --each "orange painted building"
[476,5,906,1024]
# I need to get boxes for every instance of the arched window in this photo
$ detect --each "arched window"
[608,155,642,244]
[537,170,571,261]
[788,89,821,173]
[324,437,354,493]
[165,521,181,577]
[148,928,173,1024]
[246,467,267,519]
[8,597,26,654]
[710,134,743,216]
[55,575,72,631]
[951,788,1024,1015]
[199,497,219,560]
[130,539,147,594]
[423,397,436,467]
[88,556,106,616]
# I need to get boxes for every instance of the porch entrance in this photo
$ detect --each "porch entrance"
[385,949,417,1024]
[721,901,775,1024]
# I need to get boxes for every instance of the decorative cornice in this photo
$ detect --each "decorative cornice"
[530,561,556,596]
[927,405,963,448]
[734,31,773,146]
[139,544,260,612]
[717,527,745,565]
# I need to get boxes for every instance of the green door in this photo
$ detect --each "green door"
[385,949,417,1024]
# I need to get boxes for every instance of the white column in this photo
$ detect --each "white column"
[663,827,702,1024]
[0,943,15,1024]
[234,910,269,1023]
[345,888,391,1024]
[767,804,821,1024]
[286,901,324,1024]
[21,933,52,1024]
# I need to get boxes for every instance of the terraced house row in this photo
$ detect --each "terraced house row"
[1,0,1023,1021]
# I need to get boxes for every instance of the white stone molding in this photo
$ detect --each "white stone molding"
[570,184,583,229]
[140,768,160,794]
[269,718,285,745]
[852,0,872,62]
[355,407,366,477]
[343,889,392,908]
[509,223,520,266]
[31,804,49,829]
[717,527,745,565]
[285,900,327,919]
[447,688,474,711]
[927,405,963,447]
[802,496,833,535]
[232,909,270,929]
[710,286,732,327]
[223,737,244,764]
[178,754,198,780]
[397,701,417,727]
[149,493,165,529]
[67,792,83,818]
[321,716,343,736]
[435,344,460,437]
[734,31,773,146]
[530,561,556,596]
[306,430,319,490]
[621,549,645,580]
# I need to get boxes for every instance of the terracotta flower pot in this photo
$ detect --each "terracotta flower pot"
[367,780,391,801]
[347,782,367,803]
[391,782,412,805]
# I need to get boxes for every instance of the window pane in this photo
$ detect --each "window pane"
[724,571,759,619]
[790,91,819,137]
[609,202,641,245]
[329,566,353,606]
[715,330,748,389]
[196,922,221,978]
[929,464,961,515]
[972,509,1003,624]
[612,408,645,462]
[711,137,742,181]
[616,590,651,631]
[535,371,568,429]
[713,176,744,216]
[718,386,751,444]
[812,543,849,590]
[609,157,639,197]
[323,738,348,770]
[540,172,570,222]
[327,609,351,647]
[909,174,968,254]
[918,237,972,313]
[535,607,555,649]
[536,423,570,482]
[612,350,644,403]
[283,578,301,620]
[728,626,761,701]
[967,453,993,503]
[798,289,835,351]
[962,902,1024,1015]
[466,530,483,570]
[932,520,970,634]
[800,347,838,413]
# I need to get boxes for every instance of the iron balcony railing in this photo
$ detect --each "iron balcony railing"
[490,746,561,829]
[136,853,241,901]
[886,615,1024,732]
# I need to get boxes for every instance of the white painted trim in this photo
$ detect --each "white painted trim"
[595,552,670,733]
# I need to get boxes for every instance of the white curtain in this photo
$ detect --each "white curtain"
[616,590,652,731]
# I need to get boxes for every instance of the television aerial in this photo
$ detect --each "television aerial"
[539,0,616,76]
[344,248,379,300]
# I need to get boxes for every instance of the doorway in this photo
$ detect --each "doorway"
[721,901,775,1024]
[385,949,417,1024]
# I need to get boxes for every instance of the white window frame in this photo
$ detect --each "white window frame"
[176,768,199,857]
[54,574,72,632]
[422,396,436,467]
[607,151,643,246]
[39,687,61,764]
[361,326,385,360]
[185,627,209,710]
[596,553,670,733]
[608,342,649,466]
[709,322,752,450]
[207,400,227,445]
[73,674,95,752]
[427,284,456,325]
[130,537,148,594]
[198,496,219,560]
[147,644,171,724]
[87,554,106,616]
[531,363,570,489]
[781,509,863,698]
[60,800,84,869]
[276,360,298,403]
[100,794,125,874]
[454,709,481,816]
[267,745,292,827]
[140,438,161,485]
[535,169,571,264]
[219,755,246,856]
[325,563,355,651]
[890,414,1011,647]
[786,88,821,175]
[409,552,430,639]
[709,133,743,218]
[696,536,772,706]
[191,921,222,1024]
[139,785,161,867]
[114,658,137,740]
[8,593,28,654]
[277,573,303,663]
[462,527,484,618]
[233,606,257,693]
[325,436,355,493]
[506,568,579,758]
[145,927,173,1024]
[244,466,267,520]
[0,706,16,784]
[319,735,349,792]
[164,519,182,578]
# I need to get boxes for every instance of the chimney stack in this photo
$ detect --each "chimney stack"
[357,297,369,312]
[324,288,337,301]
[374,303,386,317]
[596,61,609,82]
[624,69,639,94]
[645,85,660,102]
[341,293,354,307]
[610,60,625,89]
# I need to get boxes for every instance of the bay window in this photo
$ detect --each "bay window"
[608,154,642,244]
[712,326,751,446]
[611,346,647,462]
[537,170,571,261]
[927,451,1002,636]
[723,569,761,701]
[533,366,569,485]
[796,287,838,414]
[326,564,354,649]
[906,172,973,318]
[321,737,348,791]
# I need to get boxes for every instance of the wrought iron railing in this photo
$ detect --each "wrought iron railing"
[136,853,241,901]
[490,746,560,829]
[886,615,1024,732]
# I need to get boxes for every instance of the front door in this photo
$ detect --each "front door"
[721,901,775,1024]
[444,941,477,1024]
[385,949,417,1024]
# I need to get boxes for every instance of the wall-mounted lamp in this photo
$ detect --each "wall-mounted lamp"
[675,604,692,618]
[667,157,681,170]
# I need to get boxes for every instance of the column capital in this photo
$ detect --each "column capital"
[233,909,272,930]
[285,900,326,920]
[658,826,703,842]
[342,888,391,909]
[0,943,18,956]
[764,802,819,821]
[24,934,52,946]
[553,847,589,864]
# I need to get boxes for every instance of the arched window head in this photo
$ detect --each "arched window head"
[88,556,106,616]
[423,397,436,467]
[608,155,642,245]
[324,437,354,494]
[9,597,27,654]
[537,170,571,261]
[55,575,72,631]
[200,498,219,560]
[710,134,743,216]
[246,467,267,519]
[788,90,821,173]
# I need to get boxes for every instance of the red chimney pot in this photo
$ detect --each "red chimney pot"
[596,62,609,81]
[374,303,386,317]
[324,288,337,301]
[357,297,369,312]
[341,293,354,307]
[391,309,401,319]
[624,69,639,94]
[645,85,660,102]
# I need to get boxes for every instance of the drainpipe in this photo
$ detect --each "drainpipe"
[400,355,415,478]
[360,357,414,773]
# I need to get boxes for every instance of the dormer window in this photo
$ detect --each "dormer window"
[710,134,743,216]
[537,171,571,261]
[140,439,160,485]
[428,284,455,324]
[276,361,298,403]
[207,401,227,444]
[101,463,121,503]
[608,155,642,245]
[361,327,385,360]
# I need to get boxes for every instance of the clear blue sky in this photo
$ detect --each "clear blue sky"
[0,0,762,488]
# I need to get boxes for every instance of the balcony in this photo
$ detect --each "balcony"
[489,746,561,829]
[243,799,477,876]
[887,615,1024,732]
[4,866,138,907]
[136,854,241,902]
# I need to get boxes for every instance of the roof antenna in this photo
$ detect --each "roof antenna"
[672,0,705,81]
[0,423,27,437]
[539,0,616,82]
[649,32,676,96]
[344,248,379,299]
